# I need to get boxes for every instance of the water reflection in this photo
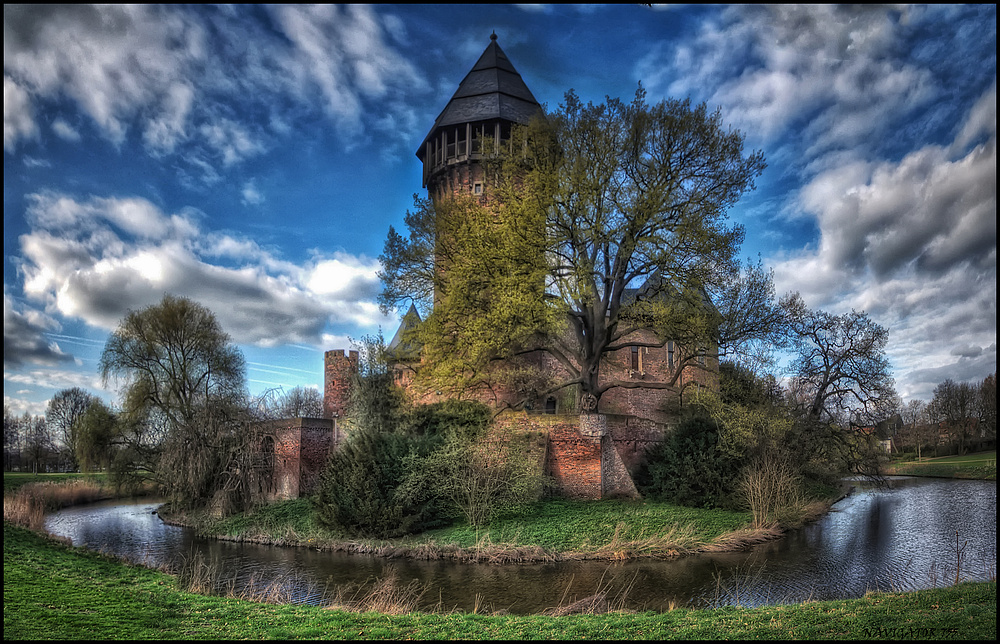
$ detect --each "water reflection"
[44,476,996,614]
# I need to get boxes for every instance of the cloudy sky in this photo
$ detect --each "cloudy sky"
[4,4,996,416]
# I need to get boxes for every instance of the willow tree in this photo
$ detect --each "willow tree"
[99,295,263,511]
[380,87,774,409]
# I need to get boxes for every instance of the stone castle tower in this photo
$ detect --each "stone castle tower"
[416,32,542,202]
[323,349,358,419]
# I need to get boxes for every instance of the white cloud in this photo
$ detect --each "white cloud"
[4,75,37,151]
[241,180,265,206]
[14,192,391,348]
[50,118,80,142]
[771,85,997,401]
[645,5,936,152]
[4,5,428,169]
[268,4,428,147]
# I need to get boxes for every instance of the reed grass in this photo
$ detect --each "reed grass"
[3,479,111,530]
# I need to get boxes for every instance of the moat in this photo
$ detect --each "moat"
[44,476,996,614]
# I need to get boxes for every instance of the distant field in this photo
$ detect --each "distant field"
[888,450,996,479]
[3,472,107,493]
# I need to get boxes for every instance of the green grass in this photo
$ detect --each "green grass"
[419,499,751,551]
[4,522,995,640]
[887,451,996,480]
[200,497,757,560]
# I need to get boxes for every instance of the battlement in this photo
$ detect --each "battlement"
[323,349,358,419]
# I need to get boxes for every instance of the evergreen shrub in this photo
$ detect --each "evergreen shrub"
[635,414,739,509]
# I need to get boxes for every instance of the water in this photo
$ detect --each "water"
[44,476,996,613]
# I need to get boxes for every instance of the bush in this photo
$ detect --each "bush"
[313,431,450,538]
[740,455,803,528]
[635,415,739,509]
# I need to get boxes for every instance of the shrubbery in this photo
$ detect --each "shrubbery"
[635,414,740,509]
[314,430,449,538]
[312,348,535,538]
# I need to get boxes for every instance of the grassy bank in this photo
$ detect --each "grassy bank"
[885,451,996,480]
[3,473,116,532]
[190,496,813,563]
[4,523,994,640]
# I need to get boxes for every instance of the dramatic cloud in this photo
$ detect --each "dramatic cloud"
[3,290,75,369]
[771,84,997,401]
[647,5,938,153]
[3,5,428,169]
[15,192,392,348]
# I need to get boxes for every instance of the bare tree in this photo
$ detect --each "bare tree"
[977,373,996,444]
[21,413,53,474]
[930,379,979,455]
[46,387,97,471]
[785,300,897,478]
[4,405,21,471]
[276,386,324,418]
[900,399,938,460]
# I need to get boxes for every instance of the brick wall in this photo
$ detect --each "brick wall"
[323,349,358,419]
[495,411,658,500]
[259,417,339,501]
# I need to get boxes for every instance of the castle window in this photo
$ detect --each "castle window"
[473,182,483,195]
[667,341,674,370]
[630,345,640,371]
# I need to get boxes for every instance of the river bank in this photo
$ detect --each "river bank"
[158,494,835,565]
[5,522,995,639]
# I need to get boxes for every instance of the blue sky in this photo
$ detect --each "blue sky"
[4,4,996,416]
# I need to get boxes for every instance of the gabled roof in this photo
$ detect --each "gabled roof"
[416,33,542,159]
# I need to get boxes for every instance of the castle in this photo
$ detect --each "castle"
[264,35,719,501]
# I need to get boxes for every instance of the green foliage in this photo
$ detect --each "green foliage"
[97,295,264,512]
[313,430,450,538]
[423,498,751,553]
[379,86,770,408]
[404,399,492,440]
[345,331,407,435]
[399,429,546,527]
[100,294,246,429]
[635,414,740,509]
[45,387,97,470]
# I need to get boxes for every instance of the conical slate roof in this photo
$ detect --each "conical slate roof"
[417,33,541,159]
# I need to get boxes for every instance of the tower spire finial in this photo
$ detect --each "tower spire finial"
[490,31,497,42]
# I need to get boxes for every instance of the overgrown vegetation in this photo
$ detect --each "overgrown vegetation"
[635,414,739,509]
[314,334,545,538]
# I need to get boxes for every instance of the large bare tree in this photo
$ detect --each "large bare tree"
[379,88,777,409]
